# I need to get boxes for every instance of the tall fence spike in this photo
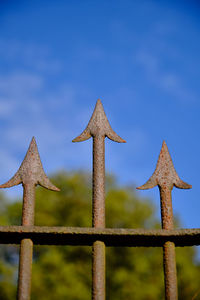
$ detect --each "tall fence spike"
[72,99,126,143]
[137,141,191,300]
[73,99,125,300]
[0,137,59,300]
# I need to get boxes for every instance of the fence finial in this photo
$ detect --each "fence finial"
[137,141,191,190]
[72,99,126,143]
[0,137,59,191]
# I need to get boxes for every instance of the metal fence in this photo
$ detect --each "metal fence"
[0,99,198,300]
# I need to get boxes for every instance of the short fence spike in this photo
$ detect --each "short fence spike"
[0,137,59,191]
[0,137,59,300]
[137,141,191,300]
[137,141,192,191]
[73,99,125,300]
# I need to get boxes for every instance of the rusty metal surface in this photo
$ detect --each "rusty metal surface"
[0,226,200,246]
[0,137,59,192]
[73,100,125,300]
[17,239,33,300]
[92,241,105,299]
[163,241,177,300]
[0,101,195,299]
[137,141,191,300]
[0,137,59,300]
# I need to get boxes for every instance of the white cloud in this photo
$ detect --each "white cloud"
[136,51,196,103]
[0,99,16,117]
[0,71,43,95]
[0,148,19,180]
[0,39,62,73]
[0,38,75,187]
[0,61,93,195]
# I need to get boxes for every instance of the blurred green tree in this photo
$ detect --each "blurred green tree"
[0,171,199,299]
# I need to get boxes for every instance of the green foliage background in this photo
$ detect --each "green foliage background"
[0,171,199,299]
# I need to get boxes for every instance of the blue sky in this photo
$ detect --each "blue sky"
[0,0,200,228]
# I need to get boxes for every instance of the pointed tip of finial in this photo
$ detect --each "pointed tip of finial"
[29,136,37,151]
[161,140,168,151]
[0,137,60,192]
[137,141,192,190]
[72,99,126,143]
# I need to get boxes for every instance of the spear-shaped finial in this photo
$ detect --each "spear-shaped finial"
[137,141,191,300]
[73,99,125,300]
[0,137,59,191]
[73,99,125,143]
[0,137,59,300]
[137,141,191,191]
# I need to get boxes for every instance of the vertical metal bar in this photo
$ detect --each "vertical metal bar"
[137,141,191,300]
[92,135,106,300]
[17,239,33,300]
[0,137,59,300]
[72,99,125,300]
[159,186,177,300]
[17,184,35,300]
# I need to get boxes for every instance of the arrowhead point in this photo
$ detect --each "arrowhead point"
[137,141,192,190]
[0,137,60,191]
[72,99,126,143]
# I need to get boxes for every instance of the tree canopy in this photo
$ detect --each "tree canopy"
[0,171,199,299]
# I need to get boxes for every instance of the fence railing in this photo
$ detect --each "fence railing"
[0,99,196,300]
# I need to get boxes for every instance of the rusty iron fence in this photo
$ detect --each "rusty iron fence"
[0,99,198,300]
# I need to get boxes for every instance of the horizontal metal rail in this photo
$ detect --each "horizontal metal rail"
[0,226,200,247]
